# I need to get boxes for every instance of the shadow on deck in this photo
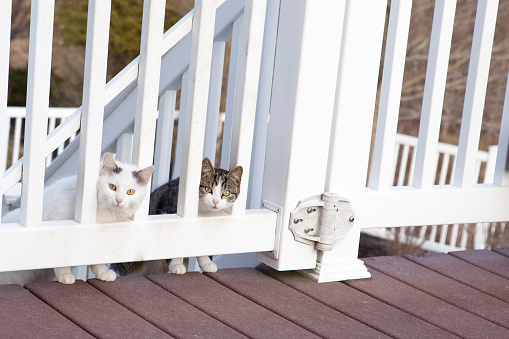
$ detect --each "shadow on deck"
[1,248,509,338]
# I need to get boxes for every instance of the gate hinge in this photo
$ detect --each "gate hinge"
[288,193,355,251]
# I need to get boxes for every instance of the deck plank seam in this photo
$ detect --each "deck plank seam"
[144,274,250,338]
[85,278,182,338]
[204,270,389,339]
[403,254,509,306]
[449,250,509,280]
[256,266,456,339]
[344,267,489,337]
[363,263,509,331]
[22,284,97,338]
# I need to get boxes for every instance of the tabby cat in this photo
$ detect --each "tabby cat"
[111,157,243,276]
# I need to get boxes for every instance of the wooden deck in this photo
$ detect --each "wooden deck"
[1,248,509,338]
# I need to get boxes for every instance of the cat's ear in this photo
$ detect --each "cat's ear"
[102,153,120,173]
[228,165,243,185]
[202,158,214,176]
[134,166,154,185]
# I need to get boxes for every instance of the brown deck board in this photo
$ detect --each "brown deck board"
[345,266,508,338]
[363,255,509,329]
[25,280,171,338]
[257,264,458,339]
[88,275,244,339]
[450,249,509,279]
[1,249,508,338]
[206,267,389,339]
[405,252,509,303]
[0,284,92,339]
[147,271,317,339]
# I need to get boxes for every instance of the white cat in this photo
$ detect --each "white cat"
[0,153,153,285]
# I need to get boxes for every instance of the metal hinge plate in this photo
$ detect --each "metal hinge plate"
[289,193,354,251]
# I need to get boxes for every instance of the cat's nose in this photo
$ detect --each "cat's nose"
[213,199,219,206]
[116,197,123,205]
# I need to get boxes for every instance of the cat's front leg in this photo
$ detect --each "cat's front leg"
[169,258,186,274]
[54,267,75,284]
[197,256,217,273]
[90,264,116,282]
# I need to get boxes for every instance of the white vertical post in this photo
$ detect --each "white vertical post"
[494,72,509,186]
[220,15,243,170]
[307,0,387,283]
[203,41,226,163]
[484,145,497,184]
[369,0,412,191]
[257,0,346,271]
[20,0,55,227]
[247,0,280,209]
[75,0,112,224]
[228,0,267,214]
[453,0,498,188]
[132,0,166,220]
[0,1,11,221]
[177,0,216,218]
[412,0,457,189]
[153,90,177,190]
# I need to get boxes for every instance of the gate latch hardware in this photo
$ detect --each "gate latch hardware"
[288,193,354,251]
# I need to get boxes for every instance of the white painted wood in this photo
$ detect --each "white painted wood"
[370,0,412,191]
[153,90,177,190]
[45,117,56,166]
[228,0,267,214]
[203,41,226,163]
[362,185,509,228]
[132,0,166,220]
[484,145,497,183]
[177,0,216,218]
[307,0,387,283]
[0,210,276,271]
[221,15,243,170]
[412,0,457,189]
[454,0,498,188]
[19,0,55,227]
[247,0,280,209]
[116,133,134,163]
[0,0,10,179]
[173,72,188,180]
[494,72,509,186]
[0,0,10,222]
[75,0,112,224]
[257,0,347,272]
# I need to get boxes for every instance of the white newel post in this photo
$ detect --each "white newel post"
[304,0,388,282]
[257,0,347,271]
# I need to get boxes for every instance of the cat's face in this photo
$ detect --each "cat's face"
[199,158,243,212]
[96,153,154,219]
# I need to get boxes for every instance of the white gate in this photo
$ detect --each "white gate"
[1,0,509,283]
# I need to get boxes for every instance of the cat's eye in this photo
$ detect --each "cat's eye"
[109,184,117,191]
[127,189,135,195]
[205,186,212,193]
[222,190,231,197]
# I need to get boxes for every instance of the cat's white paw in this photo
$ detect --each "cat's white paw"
[170,264,186,275]
[96,269,116,282]
[201,262,217,273]
[57,273,76,285]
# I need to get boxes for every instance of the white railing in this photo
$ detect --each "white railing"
[1,0,508,284]
[362,133,505,252]
[1,0,278,275]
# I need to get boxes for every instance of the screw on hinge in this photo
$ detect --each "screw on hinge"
[293,218,303,224]
[307,207,316,214]
[349,216,355,222]
[304,227,314,234]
